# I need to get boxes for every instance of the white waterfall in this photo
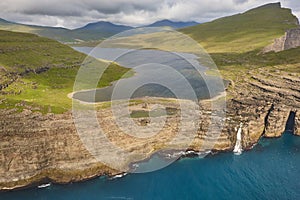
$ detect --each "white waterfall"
[233,123,243,155]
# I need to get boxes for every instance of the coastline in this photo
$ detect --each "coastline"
[0,132,289,192]
[1,66,300,192]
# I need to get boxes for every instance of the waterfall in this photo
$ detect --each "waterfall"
[233,123,243,155]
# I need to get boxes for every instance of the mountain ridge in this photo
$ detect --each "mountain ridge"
[180,2,299,53]
[144,19,198,29]
[0,18,199,42]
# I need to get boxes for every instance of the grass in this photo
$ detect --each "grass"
[180,3,299,53]
[1,3,300,114]
[0,30,133,114]
[130,107,178,118]
[0,30,86,73]
[96,3,300,77]
[179,3,300,88]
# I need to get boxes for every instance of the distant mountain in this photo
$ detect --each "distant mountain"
[0,18,199,42]
[145,20,199,29]
[75,21,132,32]
[0,19,134,42]
[0,18,13,24]
[73,21,133,39]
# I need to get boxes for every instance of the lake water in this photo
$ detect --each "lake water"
[2,133,300,199]
[71,47,225,102]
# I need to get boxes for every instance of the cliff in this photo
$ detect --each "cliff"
[1,64,299,190]
[263,28,300,53]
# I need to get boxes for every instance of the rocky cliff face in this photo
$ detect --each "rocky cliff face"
[285,28,300,49]
[295,111,300,135]
[0,65,299,190]
[263,28,300,53]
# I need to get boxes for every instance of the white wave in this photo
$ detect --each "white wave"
[37,183,51,189]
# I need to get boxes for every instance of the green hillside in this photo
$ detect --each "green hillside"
[0,30,132,113]
[0,19,76,42]
[0,30,85,72]
[180,2,300,86]
[181,2,299,53]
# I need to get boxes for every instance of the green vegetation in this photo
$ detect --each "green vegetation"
[130,107,178,118]
[0,30,132,114]
[0,18,75,42]
[1,3,300,114]
[181,3,298,53]
[0,30,85,72]
[180,3,300,84]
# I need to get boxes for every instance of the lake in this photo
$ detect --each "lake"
[71,47,226,103]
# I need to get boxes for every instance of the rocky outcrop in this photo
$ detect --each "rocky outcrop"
[263,28,300,53]
[285,28,300,49]
[0,109,118,190]
[295,111,300,136]
[263,104,291,137]
[0,65,299,190]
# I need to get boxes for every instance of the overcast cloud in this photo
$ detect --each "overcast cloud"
[0,0,299,29]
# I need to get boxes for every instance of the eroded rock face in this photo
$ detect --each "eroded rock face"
[224,67,300,149]
[0,66,299,190]
[263,28,300,53]
[0,109,117,190]
[285,28,300,50]
[295,111,300,136]
[264,104,291,137]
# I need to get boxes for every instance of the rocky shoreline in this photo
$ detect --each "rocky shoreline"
[0,65,299,191]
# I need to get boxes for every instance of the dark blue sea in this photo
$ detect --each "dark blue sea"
[2,133,300,200]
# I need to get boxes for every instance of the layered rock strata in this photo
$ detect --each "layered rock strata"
[263,28,300,53]
[0,67,299,190]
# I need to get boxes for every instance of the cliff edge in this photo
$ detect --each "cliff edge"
[263,27,300,53]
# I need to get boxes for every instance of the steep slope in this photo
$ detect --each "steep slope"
[0,30,84,73]
[263,28,300,52]
[0,30,131,112]
[181,2,299,53]
[0,18,75,42]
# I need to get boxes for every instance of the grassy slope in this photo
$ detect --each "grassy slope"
[180,3,300,82]
[1,3,299,113]
[0,30,84,72]
[0,19,75,42]
[0,30,132,113]
[181,2,299,53]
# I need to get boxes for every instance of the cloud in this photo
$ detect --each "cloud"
[0,0,299,29]
[233,0,249,4]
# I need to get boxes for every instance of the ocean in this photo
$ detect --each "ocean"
[2,133,300,200]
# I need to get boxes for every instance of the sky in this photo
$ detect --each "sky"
[0,0,299,29]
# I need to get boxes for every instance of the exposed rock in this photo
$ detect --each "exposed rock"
[139,118,151,126]
[0,65,299,190]
[264,104,291,137]
[263,28,300,53]
[295,111,300,136]
[285,28,300,49]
